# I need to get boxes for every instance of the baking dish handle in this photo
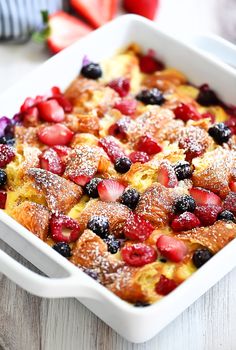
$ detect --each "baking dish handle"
[0,248,97,299]
[184,33,236,69]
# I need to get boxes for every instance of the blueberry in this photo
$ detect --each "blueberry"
[84,177,102,198]
[192,248,213,268]
[83,268,99,280]
[81,63,102,79]
[104,235,120,254]
[136,88,165,105]
[87,215,109,238]
[159,258,167,263]
[120,188,140,209]
[52,242,71,258]
[196,84,219,106]
[208,123,231,145]
[217,210,236,223]
[114,157,132,174]
[0,135,15,146]
[134,301,150,307]
[173,161,192,181]
[0,169,7,187]
[173,195,196,214]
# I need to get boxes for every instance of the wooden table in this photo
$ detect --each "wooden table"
[1,3,236,347]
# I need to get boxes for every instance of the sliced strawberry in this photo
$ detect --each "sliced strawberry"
[155,275,178,296]
[53,145,71,159]
[194,204,222,226]
[20,97,35,113]
[70,0,118,28]
[97,179,125,202]
[129,151,150,164]
[124,213,154,241]
[157,162,178,188]
[0,190,7,209]
[0,145,15,167]
[23,107,39,126]
[229,180,236,192]
[38,99,65,123]
[171,212,200,231]
[174,103,201,122]
[98,136,126,163]
[108,117,131,141]
[40,148,64,175]
[70,174,92,186]
[50,95,73,113]
[123,0,159,20]
[189,187,222,206]
[223,192,236,215]
[156,235,188,262]
[37,124,74,146]
[136,134,162,155]
[50,214,80,243]
[139,51,164,74]
[121,243,157,267]
[108,78,130,97]
[113,99,137,116]
[47,11,92,54]
[201,112,215,124]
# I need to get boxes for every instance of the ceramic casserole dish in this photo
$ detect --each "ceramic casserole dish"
[0,15,236,343]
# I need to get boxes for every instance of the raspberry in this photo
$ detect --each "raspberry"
[155,275,178,295]
[194,204,222,226]
[121,243,157,267]
[123,213,154,241]
[171,212,200,231]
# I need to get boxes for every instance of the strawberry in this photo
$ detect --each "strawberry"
[136,134,162,155]
[171,212,200,231]
[157,162,178,188]
[123,0,159,20]
[156,235,188,262]
[69,175,92,186]
[174,103,201,122]
[70,0,118,28]
[98,136,126,163]
[20,97,36,113]
[53,145,71,158]
[50,214,80,243]
[229,180,236,192]
[37,124,74,146]
[201,112,215,124]
[50,86,73,112]
[47,11,92,53]
[23,107,39,126]
[40,148,65,175]
[38,99,65,123]
[108,117,131,141]
[108,78,130,97]
[121,243,157,267]
[0,145,15,167]
[225,118,236,135]
[124,213,154,241]
[155,275,178,296]
[113,99,137,116]
[0,190,7,209]
[97,179,125,202]
[189,187,222,206]
[129,151,150,164]
[223,192,236,215]
[194,204,222,226]
[139,50,164,74]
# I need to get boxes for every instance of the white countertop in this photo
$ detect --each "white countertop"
[0,1,236,349]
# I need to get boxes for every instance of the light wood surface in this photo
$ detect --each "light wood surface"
[1,1,236,347]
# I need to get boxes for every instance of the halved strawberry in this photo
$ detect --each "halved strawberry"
[108,78,130,97]
[48,11,93,54]
[124,213,154,241]
[157,162,178,188]
[38,99,65,123]
[189,187,222,206]
[20,97,36,113]
[155,275,178,296]
[0,191,7,209]
[136,134,162,155]
[40,148,64,175]
[69,174,92,186]
[97,179,125,202]
[0,145,15,167]
[129,151,150,164]
[70,0,118,28]
[50,213,80,243]
[37,124,74,146]
[229,180,236,192]
[108,117,131,141]
[194,204,222,226]
[156,235,188,262]
[50,86,73,113]
[98,136,126,163]
[174,103,201,122]
[123,0,159,20]
[171,212,200,231]
[113,99,137,116]
[23,106,39,126]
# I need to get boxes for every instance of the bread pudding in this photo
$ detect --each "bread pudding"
[1,45,236,306]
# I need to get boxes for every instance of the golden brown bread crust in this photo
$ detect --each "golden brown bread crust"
[65,113,100,135]
[178,126,211,157]
[78,199,131,237]
[27,168,83,214]
[11,201,50,241]
[135,183,174,227]
[176,221,236,253]
[143,68,187,92]
[15,126,41,149]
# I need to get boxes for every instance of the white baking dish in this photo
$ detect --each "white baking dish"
[0,15,236,343]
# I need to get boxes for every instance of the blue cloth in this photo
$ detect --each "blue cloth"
[0,0,65,41]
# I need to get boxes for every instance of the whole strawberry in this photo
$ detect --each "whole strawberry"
[123,0,159,20]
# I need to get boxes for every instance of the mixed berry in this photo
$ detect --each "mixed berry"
[1,46,236,305]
